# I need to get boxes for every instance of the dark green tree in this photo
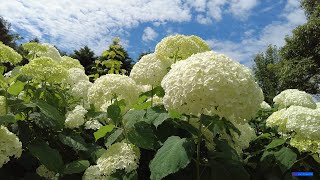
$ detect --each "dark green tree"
[278,0,320,93]
[71,46,97,74]
[0,16,21,49]
[253,45,280,103]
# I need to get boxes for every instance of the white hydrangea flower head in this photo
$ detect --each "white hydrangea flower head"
[64,68,89,86]
[96,142,139,176]
[155,34,211,66]
[83,165,105,180]
[289,134,320,153]
[20,57,68,83]
[285,106,320,140]
[65,105,88,129]
[69,80,92,99]
[22,42,48,56]
[265,108,288,132]
[161,51,264,123]
[130,53,169,86]
[0,42,22,64]
[88,74,140,111]
[0,96,6,116]
[0,126,22,168]
[37,43,62,62]
[316,102,320,109]
[260,101,271,110]
[84,120,103,130]
[36,165,56,179]
[146,95,163,106]
[273,89,316,109]
[60,56,84,70]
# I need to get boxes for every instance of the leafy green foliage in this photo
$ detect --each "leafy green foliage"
[63,160,90,174]
[94,124,115,141]
[149,136,195,180]
[34,100,65,130]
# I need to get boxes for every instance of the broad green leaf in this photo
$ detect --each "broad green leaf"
[209,159,250,180]
[0,114,16,125]
[8,80,24,96]
[127,121,158,150]
[107,104,121,123]
[266,138,286,150]
[123,110,146,129]
[94,124,115,141]
[255,133,271,140]
[58,134,88,151]
[28,141,64,173]
[87,146,107,163]
[149,136,195,180]
[145,106,169,128]
[63,160,90,175]
[274,147,297,172]
[35,100,65,129]
[105,129,123,148]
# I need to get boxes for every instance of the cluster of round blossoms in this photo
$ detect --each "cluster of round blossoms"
[266,89,320,153]
[60,56,84,70]
[161,51,264,123]
[65,105,88,129]
[0,126,22,168]
[36,165,56,179]
[0,42,22,64]
[83,142,139,179]
[88,74,140,111]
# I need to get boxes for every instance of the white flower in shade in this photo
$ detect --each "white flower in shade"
[65,105,88,129]
[64,68,89,86]
[0,126,22,168]
[84,120,103,130]
[36,165,56,179]
[0,42,22,64]
[130,53,169,86]
[265,108,288,132]
[273,89,316,109]
[316,102,320,109]
[260,101,271,110]
[161,51,263,123]
[37,43,62,62]
[88,74,140,111]
[60,56,84,70]
[146,95,163,106]
[83,143,139,179]
[0,96,6,116]
[289,134,320,153]
[155,34,211,66]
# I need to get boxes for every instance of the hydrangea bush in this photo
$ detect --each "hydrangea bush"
[0,36,319,180]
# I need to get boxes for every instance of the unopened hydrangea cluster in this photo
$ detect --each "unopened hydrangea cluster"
[83,142,139,179]
[0,126,22,168]
[88,74,140,111]
[273,89,316,109]
[266,89,320,153]
[130,53,169,86]
[155,35,211,66]
[36,165,56,179]
[161,51,263,123]
[0,96,6,116]
[0,42,22,64]
[65,105,88,129]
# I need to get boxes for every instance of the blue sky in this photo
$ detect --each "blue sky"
[0,0,306,67]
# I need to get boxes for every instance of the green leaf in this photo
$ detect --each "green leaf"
[63,160,90,175]
[255,133,271,140]
[94,124,115,141]
[209,159,250,180]
[35,100,65,129]
[123,110,146,129]
[105,129,123,148]
[145,106,170,128]
[266,138,286,150]
[0,114,16,125]
[149,136,195,180]
[8,80,24,96]
[28,141,64,173]
[107,104,121,123]
[127,121,158,150]
[58,134,88,151]
[274,147,297,172]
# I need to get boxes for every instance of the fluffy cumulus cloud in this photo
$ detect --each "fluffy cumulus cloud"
[142,27,158,42]
[206,0,306,66]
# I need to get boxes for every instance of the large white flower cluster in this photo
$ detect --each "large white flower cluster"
[88,74,140,111]
[161,51,263,123]
[65,105,88,129]
[59,56,84,70]
[0,42,22,64]
[0,126,22,168]
[155,35,211,66]
[273,89,316,109]
[0,96,6,116]
[265,108,288,132]
[37,43,62,62]
[130,53,169,86]
[84,119,103,130]
[83,142,139,179]
[36,165,56,179]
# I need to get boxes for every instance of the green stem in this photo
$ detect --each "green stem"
[4,88,8,114]
[151,85,154,107]
[196,117,202,180]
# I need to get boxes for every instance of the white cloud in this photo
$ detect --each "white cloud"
[142,27,158,42]
[228,0,259,19]
[206,0,307,67]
